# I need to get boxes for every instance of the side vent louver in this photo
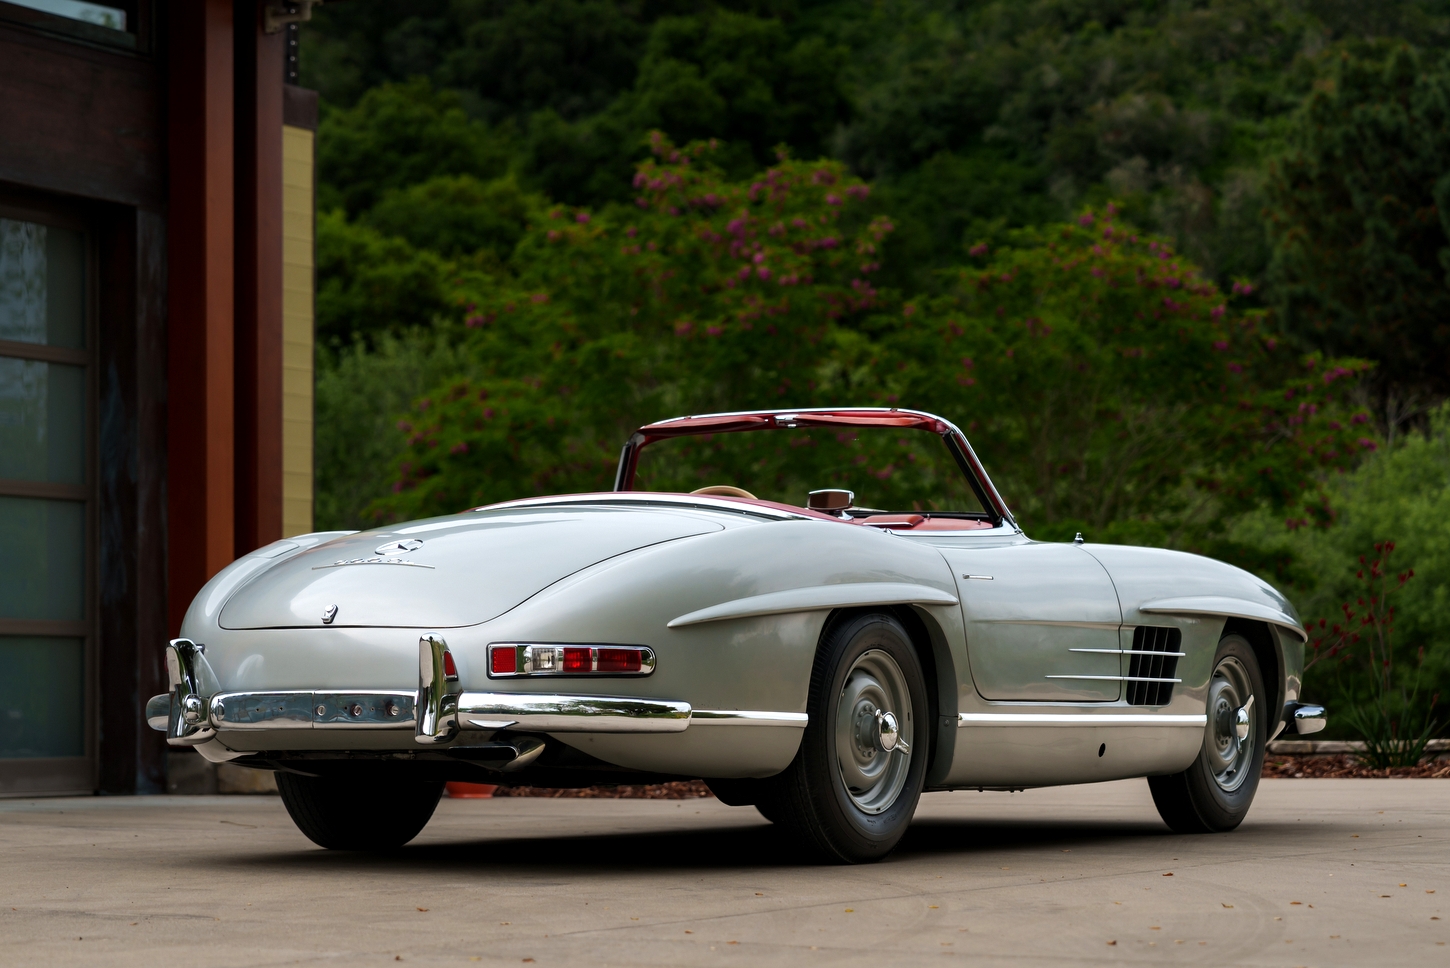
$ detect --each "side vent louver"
[1126,626,1182,706]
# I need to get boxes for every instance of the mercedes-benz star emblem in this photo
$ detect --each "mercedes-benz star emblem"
[321,604,338,625]
[374,538,423,556]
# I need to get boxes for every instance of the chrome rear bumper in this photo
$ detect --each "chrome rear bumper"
[147,637,804,747]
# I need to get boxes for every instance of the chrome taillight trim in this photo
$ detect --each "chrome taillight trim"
[486,643,656,677]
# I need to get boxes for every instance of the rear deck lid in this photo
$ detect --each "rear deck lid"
[219,506,723,629]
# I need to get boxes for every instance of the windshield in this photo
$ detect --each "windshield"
[632,426,988,515]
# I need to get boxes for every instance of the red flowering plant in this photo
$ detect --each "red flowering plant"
[372,134,898,520]
[880,207,1375,549]
[1303,541,1440,767]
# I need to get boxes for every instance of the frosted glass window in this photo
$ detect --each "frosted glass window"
[0,496,84,621]
[0,637,84,759]
[0,358,85,484]
[0,217,85,349]
[4,1,125,31]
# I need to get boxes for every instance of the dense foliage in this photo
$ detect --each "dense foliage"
[301,2,1450,736]
[1266,44,1450,407]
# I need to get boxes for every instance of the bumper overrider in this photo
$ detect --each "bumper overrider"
[146,636,804,761]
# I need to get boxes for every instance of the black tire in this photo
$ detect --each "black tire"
[1148,633,1267,833]
[768,612,930,863]
[704,778,787,824]
[276,772,444,850]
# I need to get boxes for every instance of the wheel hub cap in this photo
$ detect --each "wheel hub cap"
[835,650,913,815]
[1205,656,1255,793]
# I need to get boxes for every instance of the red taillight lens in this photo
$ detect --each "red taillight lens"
[563,647,592,672]
[490,646,517,675]
[597,648,642,673]
[442,650,459,679]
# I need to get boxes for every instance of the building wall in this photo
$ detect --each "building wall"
[281,122,314,538]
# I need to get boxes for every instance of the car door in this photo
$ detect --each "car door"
[938,542,1123,702]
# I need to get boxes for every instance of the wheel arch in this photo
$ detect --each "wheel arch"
[1221,618,1284,735]
[819,605,953,786]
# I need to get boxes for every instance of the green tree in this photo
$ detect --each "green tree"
[372,135,896,519]
[365,174,541,260]
[1266,44,1450,415]
[884,208,1373,547]
[317,78,516,216]
[315,211,453,348]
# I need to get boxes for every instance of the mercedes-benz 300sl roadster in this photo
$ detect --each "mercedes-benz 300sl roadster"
[147,408,1326,862]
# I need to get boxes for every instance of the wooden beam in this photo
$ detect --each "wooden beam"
[233,0,285,555]
[166,0,235,636]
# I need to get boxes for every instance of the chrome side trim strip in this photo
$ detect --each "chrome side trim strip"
[1069,648,1187,656]
[691,710,809,727]
[958,713,1208,727]
[457,692,691,733]
[1045,675,1182,683]
[667,582,958,628]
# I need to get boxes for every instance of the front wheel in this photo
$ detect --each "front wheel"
[1148,633,1267,833]
[767,612,929,863]
[276,772,444,850]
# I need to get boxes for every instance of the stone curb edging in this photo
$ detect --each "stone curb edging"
[1268,738,1450,755]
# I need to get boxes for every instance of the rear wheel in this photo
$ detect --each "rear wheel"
[1148,633,1267,833]
[276,772,444,850]
[768,612,929,863]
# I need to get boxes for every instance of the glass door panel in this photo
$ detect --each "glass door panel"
[0,637,84,758]
[0,358,86,483]
[0,211,91,795]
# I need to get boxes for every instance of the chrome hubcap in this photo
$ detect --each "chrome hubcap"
[836,650,913,815]
[1206,656,1255,792]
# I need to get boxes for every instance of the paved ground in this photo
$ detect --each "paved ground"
[1,779,1445,967]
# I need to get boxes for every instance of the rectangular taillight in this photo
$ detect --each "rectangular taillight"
[486,644,655,677]
[490,645,518,675]
[596,648,642,673]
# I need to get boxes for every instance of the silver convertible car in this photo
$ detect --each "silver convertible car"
[148,408,1325,862]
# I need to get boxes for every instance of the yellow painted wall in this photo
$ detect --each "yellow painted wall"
[281,124,315,537]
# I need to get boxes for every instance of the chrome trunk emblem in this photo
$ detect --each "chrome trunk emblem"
[375,538,423,556]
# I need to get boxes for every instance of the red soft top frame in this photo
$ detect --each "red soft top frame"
[613,407,1017,528]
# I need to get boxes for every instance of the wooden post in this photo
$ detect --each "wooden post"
[234,0,285,556]
[167,0,235,636]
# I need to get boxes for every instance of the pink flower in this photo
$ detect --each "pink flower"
[1351,413,1368,425]
[674,321,693,335]
[626,226,638,238]
[396,420,412,432]
[1358,438,1377,450]
[756,267,771,280]
[575,212,591,224]
[530,293,549,304]
[1211,304,1226,319]
[903,305,916,316]
[450,441,468,455]
[1213,340,1229,351]
[706,325,723,337]
[968,243,988,257]
[960,357,974,369]
[846,184,870,199]
[825,193,842,206]
[1078,213,1095,226]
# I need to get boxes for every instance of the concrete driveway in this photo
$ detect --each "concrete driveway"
[2,778,1445,967]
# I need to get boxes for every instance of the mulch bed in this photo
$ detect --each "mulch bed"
[1263,754,1450,779]
[492,779,715,798]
